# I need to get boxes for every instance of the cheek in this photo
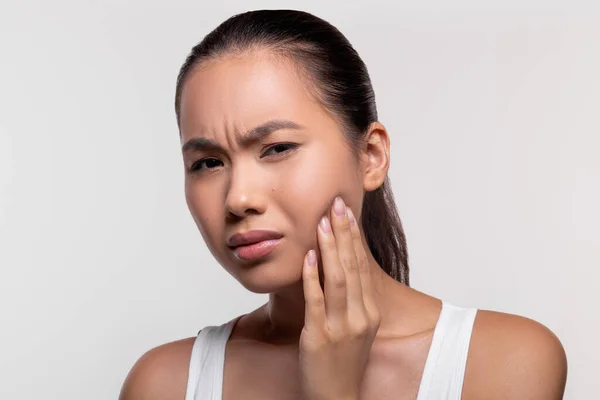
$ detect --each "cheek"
[185,181,223,244]
[280,146,362,237]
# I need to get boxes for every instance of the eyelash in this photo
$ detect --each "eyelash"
[189,143,298,173]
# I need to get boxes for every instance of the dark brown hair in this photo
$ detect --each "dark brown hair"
[174,9,410,285]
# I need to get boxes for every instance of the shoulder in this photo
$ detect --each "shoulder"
[118,336,197,400]
[462,309,567,399]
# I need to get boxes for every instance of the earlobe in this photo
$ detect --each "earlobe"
[362,122,390,192]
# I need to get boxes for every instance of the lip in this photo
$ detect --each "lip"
[227,230,284,262]
[227,230,284,247]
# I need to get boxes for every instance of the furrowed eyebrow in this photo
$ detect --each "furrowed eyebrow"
[181,119,304,154]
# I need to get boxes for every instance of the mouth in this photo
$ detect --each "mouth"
[231,238,282,261]
[227,230,284,262]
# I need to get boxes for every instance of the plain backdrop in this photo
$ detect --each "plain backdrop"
[1,0,598,398]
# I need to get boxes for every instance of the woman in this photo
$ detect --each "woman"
[120,9,567,400]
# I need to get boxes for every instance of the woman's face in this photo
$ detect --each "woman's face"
[179,52,367,293]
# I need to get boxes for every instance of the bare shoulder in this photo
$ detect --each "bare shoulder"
[118,336,197,400]
[462,309,568,399]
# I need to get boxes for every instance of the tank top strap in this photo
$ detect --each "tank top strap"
[185,316,240,400]
[416,301,478,400]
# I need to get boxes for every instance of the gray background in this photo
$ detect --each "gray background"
[1,0,598,398]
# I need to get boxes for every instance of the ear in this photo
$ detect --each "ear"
[361,122,390,192]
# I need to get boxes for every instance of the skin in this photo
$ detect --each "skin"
[119,50,568,399]
[299,200,381,400]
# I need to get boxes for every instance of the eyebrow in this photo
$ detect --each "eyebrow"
[181,119,304,154]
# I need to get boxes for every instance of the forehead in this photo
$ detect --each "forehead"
[178,52,335,141]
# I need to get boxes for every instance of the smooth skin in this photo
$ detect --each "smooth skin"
[120,50,567,399]
[299,200,381,400]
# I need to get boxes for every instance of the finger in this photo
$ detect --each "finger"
[329,197,364,313]
[347,206,377,319]
[317,215,347,326]
[302,249,326,334]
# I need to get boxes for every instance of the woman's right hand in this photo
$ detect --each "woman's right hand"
[299,196,381,400]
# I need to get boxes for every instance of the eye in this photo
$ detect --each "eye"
[261,143,298,158]
[190,158,223,172]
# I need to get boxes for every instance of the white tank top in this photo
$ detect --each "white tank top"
[185,301,478,400]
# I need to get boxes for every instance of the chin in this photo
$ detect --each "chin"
[228,258,304,294]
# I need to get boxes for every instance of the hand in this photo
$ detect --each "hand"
[299,196,381,400]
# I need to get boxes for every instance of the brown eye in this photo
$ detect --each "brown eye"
[190,158,223,172]
[261,143,298,158]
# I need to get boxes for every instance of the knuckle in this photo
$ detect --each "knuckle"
[331,274,346,289]
[320,236,336,249]
[301,336,326,353]
[335,220,351,234]
[327,329,344,343]
[354,312,370,327]
[344,260,359,273]
[308,294,325,307]
[369,312,382,328]
[356,252,369,266]
[339,255,356,269]
[350,328,368,339]
[350,320,369,336]
[357,258,369,273]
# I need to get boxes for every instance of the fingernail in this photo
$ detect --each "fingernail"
[319,216,331,234]
[347,207,356,226]
[333,196,346,216]
[307,250,316,267]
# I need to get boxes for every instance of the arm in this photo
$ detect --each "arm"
[464,310,568,399]
[119,338,195,400]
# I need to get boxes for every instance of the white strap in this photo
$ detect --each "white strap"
[184,319,238,400]
[185,328,213,400]
[416,303,478,399]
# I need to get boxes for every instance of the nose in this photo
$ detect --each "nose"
[225,161,267,219]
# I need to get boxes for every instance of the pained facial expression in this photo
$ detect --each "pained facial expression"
[179,52,367,293]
